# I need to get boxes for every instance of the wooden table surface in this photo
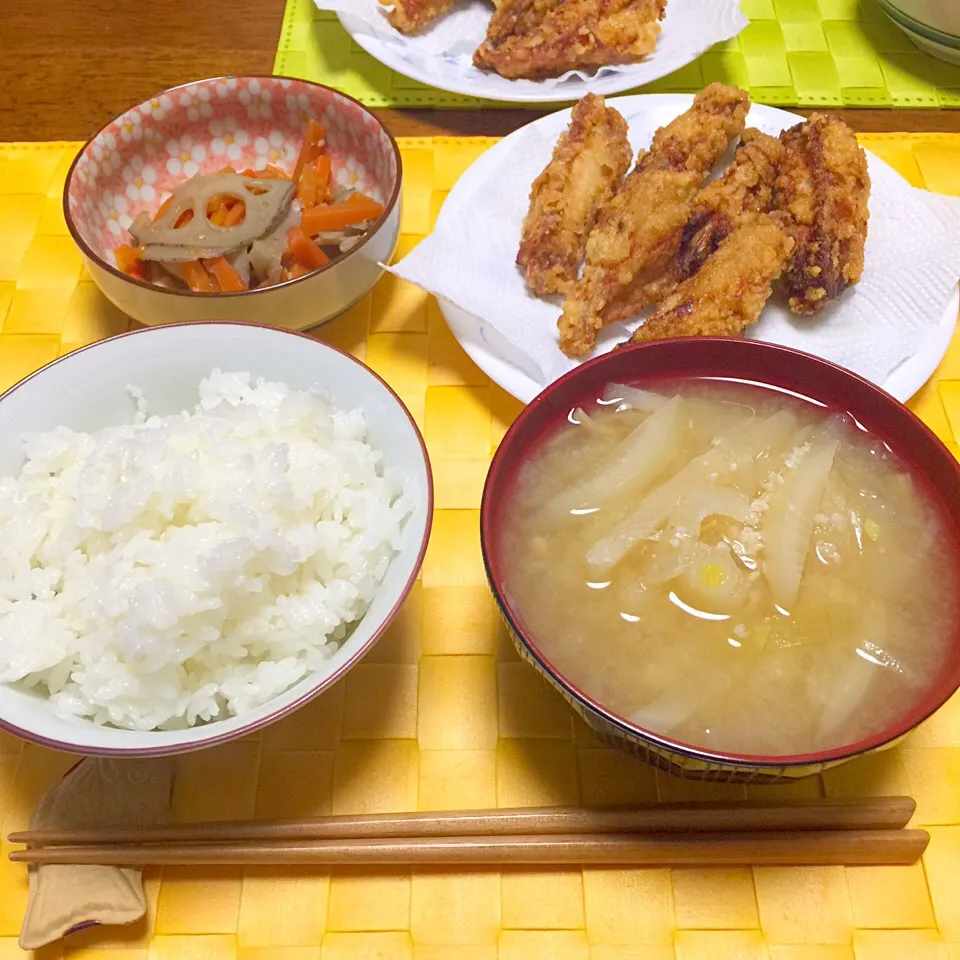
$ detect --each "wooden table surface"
[3,0,960,143]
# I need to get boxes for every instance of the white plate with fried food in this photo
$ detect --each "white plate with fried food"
[411,91,960,403]
[326,0,746,102]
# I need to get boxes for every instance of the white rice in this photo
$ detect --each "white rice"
[0,370,411,731]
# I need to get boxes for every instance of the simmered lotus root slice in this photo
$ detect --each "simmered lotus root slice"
[131,173,295,260]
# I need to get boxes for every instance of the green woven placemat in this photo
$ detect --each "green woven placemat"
[273,0,960,107]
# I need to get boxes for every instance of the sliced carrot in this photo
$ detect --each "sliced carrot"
[241,164,288,179]
[305,118,326,146]
[300,193,384,235]
[115,244,145,278]
[155,196,194,226]
[204,256,247,292]
[210,204,231,226]
[207,195,232,224]
[219,165,236,174]
[182,260,216,293]
[287,227,330,270]
[294,145,319,184]
[209,195,247,226]
[281,261,312,282]
[291,261,312,278]
[315,154,332,203]
[155,195,175,220]
[298,161,318,208]
[293,118,326,184]
[223,201,246,227]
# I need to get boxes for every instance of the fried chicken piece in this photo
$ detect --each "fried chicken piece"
[557,84,750,358]
[385,0,460,33]
[626,215,794,343]
[518,95,632,298]
[557,169,701,357]
[600,267,682,325]
[603,128,784,324]
[679,128,785,263]
[643,85,754,176]
[484,0,561,47]
[474,0,666,80]
[774,114,870,316]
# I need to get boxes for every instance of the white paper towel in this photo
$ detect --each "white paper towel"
[390,105,960,389]
[315,0,747,91]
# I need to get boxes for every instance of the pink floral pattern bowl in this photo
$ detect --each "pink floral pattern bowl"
[64,77,402,331]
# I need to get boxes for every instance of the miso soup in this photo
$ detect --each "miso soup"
[500,379,959,757]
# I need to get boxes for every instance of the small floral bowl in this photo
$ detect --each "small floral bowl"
[64,77,402,330]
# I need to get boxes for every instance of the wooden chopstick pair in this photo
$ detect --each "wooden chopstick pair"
[8,797,927,867]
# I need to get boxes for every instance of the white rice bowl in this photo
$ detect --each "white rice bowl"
[0,369,412,733]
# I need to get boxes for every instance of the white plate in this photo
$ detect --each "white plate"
[338,0,746,104]
[435,96,959,404]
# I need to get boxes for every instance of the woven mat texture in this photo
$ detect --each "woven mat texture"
[0,136,959,958]
[272,0,960,108]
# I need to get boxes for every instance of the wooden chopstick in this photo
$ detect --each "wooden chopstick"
[6,797,916,848]
[9,829,929,867]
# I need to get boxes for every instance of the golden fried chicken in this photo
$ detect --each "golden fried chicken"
[603,128,784,324]
[774,114,870,316]
[643,85,754,176]
[679,128,785,266]
[557,169,701,357]
[557,84,750,358]
[518,95,632,298]
[474,0,666,80]
[484,0,561,48]
[385,0,460,33]
[626,215,794,343]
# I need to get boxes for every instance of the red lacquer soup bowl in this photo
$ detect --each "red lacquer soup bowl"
[481,338,960,782]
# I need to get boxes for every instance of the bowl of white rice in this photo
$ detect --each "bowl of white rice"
[0,322,431,755]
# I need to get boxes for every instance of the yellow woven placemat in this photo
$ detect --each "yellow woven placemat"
[274,0,960,109]
[1,136,960,958]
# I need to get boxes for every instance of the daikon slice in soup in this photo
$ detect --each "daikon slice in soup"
[500,378,960,757]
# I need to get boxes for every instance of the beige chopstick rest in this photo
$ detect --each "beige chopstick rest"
[18,756,175,950]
